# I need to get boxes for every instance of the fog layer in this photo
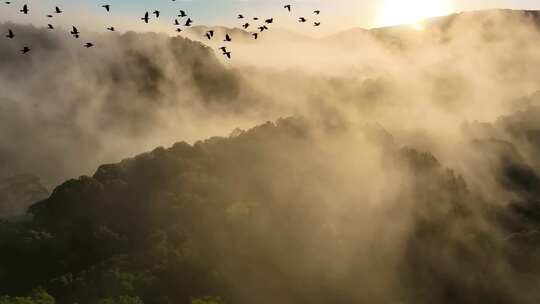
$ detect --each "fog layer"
[2,9,540,303]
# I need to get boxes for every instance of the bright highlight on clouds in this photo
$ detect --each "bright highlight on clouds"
[375,0,453,27]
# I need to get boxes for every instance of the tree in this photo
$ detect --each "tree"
[0,288,54,304]
[97,296,143,304]
[191,297,223,304]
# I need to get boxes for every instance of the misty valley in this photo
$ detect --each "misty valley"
[2,7,540,304]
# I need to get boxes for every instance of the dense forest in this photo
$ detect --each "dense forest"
[2,109,540,303]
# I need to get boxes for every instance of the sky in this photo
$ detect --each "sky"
[2,0,540,36]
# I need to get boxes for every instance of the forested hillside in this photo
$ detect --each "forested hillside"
[2,111,540,303]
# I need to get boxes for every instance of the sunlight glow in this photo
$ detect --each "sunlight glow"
[375,0,452,28]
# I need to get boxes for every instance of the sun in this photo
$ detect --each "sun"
[375,0,452,28]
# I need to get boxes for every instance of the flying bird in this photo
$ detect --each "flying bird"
[70,26,80,38]
[20,4,28,14]
[252,33,258,39]
[299,17,307,22]
[284,4,291,12]
[107,27,115,31]
[6,29,14,38]
[223,51,231,59]
[84,42,94,48]
[185,18,193,26]
[178,10,187,17]
[102,5,110,12]
[224,34,232,42]
[314,22,321,26]
[55,6,62,14]
[48,24,54,29]
[141,12,150,23]
[265,18,273,24]
[153,10,160,18]
[219,46,227,53]
[238,14,244,19]
[314,10,321,15]
[174,19,180,25]
[21,46,30,54]
[242,23,250,29]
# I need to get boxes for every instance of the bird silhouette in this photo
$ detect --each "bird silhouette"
[242,23,250,29]
[178,10,187,17]
[20,4,28,14]
[299,17,307,22]
[21,46,30,54]
[153,10,160,18]
[174,19,180,25]
[265,18,273,24]
[107,27,115,31]
[6,29,14,39]
[314,22,321,26]
[102,5,110,12]
[84,42,94,48]
[141,12,150,23]
[238,14,244,19]
[252,33,258,39]
[219,46,227,53]
[314,10,321,15]
[284,4,291,12]
[206,30,215,40]
[223,51,231,59]
[185,18,193,26]
[176,28,182,32]
[55,6,62,14]
[70,26,80,38]
[224,34,232,42]
[48,24,54,29]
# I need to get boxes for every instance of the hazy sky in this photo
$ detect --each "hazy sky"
[2,0,540,36]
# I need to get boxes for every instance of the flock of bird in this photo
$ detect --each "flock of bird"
[3,3,322,59]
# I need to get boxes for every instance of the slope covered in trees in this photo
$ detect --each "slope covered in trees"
[2,112,540,303]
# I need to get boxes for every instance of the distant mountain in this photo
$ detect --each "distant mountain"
[185,25,255,43]
[181,9,540,48]
[324,9,540,48]
[183,10,540,53]
[0,174,48,218]
[184,25,315,44]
